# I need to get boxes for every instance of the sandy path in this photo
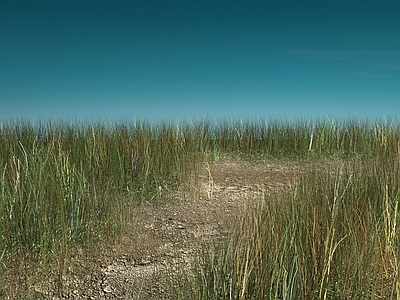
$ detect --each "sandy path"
[37,158,305,299]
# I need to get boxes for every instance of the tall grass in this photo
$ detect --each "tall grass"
[0,117,399,297]
[0,119,202,296]
[199,118,400,158]
[191,123,400,299]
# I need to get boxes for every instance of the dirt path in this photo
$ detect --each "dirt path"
[41,158,308,299]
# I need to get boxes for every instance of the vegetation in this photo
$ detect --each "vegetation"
[0,117,399,298]
[193,158,400,299]
[189,118,400,300]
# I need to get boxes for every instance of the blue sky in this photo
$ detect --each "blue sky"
[1,1,400,122]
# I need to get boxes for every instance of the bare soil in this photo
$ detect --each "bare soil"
[22,157,329,299]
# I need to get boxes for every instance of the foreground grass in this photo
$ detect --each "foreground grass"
[189,124,400,300]
[0,117,399,298]
[0,120,201,297]
[192,157,400,299]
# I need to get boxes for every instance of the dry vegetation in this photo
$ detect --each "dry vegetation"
[0,118,400,299]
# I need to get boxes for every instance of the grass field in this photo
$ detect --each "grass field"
[0,118,399,298]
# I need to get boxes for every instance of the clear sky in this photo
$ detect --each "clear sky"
[1,1,400,122]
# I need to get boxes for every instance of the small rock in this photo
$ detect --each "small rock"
[138,259,151,265]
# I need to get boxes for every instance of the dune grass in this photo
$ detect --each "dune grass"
[0,119,202,296]
[192,157,400,299]
[0,117,399,297]
[188,119,400,299]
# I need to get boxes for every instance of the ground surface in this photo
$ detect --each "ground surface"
[31,157,323,299]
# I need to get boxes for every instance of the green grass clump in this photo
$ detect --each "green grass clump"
[192,156,400,299]
[0,120,202,296]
